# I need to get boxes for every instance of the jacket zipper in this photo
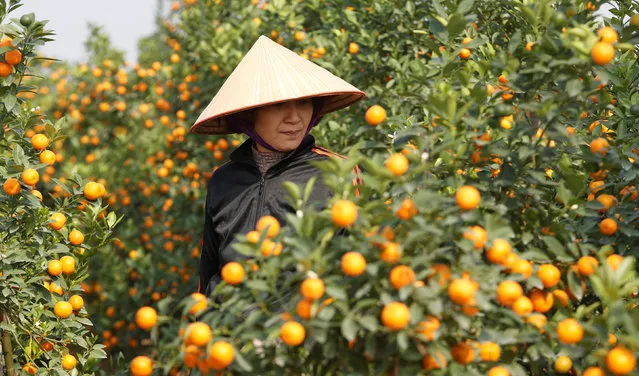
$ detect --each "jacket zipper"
[251,145,304,227]
[255,175,266,227]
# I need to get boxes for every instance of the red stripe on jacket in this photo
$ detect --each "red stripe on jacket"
[311,146,363,197]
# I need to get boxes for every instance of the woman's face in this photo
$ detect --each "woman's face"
[253,98,314,152]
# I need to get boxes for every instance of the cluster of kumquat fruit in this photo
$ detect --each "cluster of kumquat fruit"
[22,18,241,371]
[0,34,23,77]
[19,0,639,374]
[1,4,119,375]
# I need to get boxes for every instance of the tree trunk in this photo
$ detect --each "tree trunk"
[0,328,3,376]
[1,312,16,376]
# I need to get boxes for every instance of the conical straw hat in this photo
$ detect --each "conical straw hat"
[190,35,366,135]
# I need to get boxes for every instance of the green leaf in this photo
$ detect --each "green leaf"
[75,317,93,327]
[326,285,347,300]
[566,79,583,97]
[233,347,254,371]
[617,119,627,138]
[158,296,174,313]
[454,312,471,330]
[360,158,393,179]
[318,306,335,321]
[431,0,448,18]
[613,257,636,287]
[556,183,572,205]
[358,315,378,332]
[245,280,269,292]
[52,115,68,131]
[354,284,372,299]
[521,232,534,245]
[106,211,117,228]
[447,13,467,38]
[88,346,107,360]
[520,5,536,24]
[231,243,256,257]
[24,191,40,208]
[341,317,357,341]
[12,143,25,165]
[75,335,88,349]
[282,181,301,205]
[508,30,522,53]
[344,9,358,26]
[397,331,409,351]
[405,1,414,16]
[426,298,443,317]
[567,270,583,300]
[3,93,17,113]
[528,171,557,186]
[0,24,20,35]
[48,243,69,255]
[564,172,586,195]
[457,0,474,14]
[589,275,607,302]
[302,176,317,204]
[542,236,570,260]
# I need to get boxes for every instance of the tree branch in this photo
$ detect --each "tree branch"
[1,312,16,376]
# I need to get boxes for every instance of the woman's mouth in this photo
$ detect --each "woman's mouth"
[281,130,301,136]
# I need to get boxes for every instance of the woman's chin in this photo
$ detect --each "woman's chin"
[272,138,304,152]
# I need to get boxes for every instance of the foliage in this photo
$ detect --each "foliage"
[0,1,118,374]
[24,0,639,375]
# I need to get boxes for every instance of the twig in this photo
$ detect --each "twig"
[0,321,3,376]
[1,312,16,376]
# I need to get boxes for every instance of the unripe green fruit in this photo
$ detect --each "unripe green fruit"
[559,154,572,171]
[20,13,35,27]
[495,104,513,116]
[552,12,567,28]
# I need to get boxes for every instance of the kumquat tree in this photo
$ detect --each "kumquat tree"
[2,0,639,374]
[0,1,119,375]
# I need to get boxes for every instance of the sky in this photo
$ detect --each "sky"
[15,0,161,64]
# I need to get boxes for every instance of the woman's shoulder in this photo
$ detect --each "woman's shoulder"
[210,160,236,176]
[206,160,240,189]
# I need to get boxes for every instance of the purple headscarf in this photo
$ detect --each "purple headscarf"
[226,97,327,152]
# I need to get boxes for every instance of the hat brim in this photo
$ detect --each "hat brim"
[190,91,365,135]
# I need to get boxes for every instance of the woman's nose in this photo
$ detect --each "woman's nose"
[282,102,303,122]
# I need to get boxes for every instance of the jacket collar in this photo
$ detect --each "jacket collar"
[230,134,316,168]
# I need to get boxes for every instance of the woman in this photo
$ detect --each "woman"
[190,35,365,296]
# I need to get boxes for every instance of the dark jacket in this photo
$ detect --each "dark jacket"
[198,134,339,296]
